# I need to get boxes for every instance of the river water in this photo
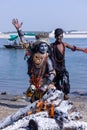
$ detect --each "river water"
[0,38,87,94]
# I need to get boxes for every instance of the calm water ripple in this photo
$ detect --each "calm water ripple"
[0,38,87,94]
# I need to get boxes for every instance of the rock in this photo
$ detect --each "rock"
[0,88,87,130]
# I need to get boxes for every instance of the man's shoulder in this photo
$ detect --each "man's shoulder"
[50,42,55,47]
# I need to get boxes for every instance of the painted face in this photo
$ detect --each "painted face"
[39,42,48,54]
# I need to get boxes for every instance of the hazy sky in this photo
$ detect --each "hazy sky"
[0,0,87,32]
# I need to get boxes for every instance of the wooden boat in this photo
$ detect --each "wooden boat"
[4,33,34,49]
[4,44,23,49]
[3,35,24,49]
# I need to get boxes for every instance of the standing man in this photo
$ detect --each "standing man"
[51,28,87,100]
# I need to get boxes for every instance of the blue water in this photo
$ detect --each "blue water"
[0,38,87,94]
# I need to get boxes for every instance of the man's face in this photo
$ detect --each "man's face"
[56,34,63,42]
[39,43,48,54]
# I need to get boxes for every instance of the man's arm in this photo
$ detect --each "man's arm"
[12,18,27,43]
[64,42,87,53]
[40,57,56,92]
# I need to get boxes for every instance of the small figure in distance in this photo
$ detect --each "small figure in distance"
[13,40,18,45]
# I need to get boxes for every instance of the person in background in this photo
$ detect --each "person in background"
[51,28,87,100]
[13,40,18,45]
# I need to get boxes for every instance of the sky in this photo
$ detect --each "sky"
[0,0,87,32]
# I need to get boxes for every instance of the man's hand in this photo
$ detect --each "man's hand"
[12,18,23,30]
[40,85,48,92]
[83,48,87,53]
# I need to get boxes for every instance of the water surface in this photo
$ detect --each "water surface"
[0,38,87,94]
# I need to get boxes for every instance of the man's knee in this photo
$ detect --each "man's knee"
[64,84,70,94]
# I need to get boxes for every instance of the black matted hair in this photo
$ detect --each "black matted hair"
[54,28,63,37]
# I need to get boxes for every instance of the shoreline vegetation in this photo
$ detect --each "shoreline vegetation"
[0,91,87,122]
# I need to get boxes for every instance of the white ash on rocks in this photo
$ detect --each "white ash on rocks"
[0,88,87,130]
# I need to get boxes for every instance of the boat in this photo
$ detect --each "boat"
[4,34,26,49]
[4,33,35,49]
[4,44,23,49]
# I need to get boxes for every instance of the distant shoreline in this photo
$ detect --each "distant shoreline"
[1,33,87,39]
[0,34,35,39]
[49,33,87,38]
[64,33,87,38]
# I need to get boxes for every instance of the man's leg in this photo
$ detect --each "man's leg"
[62,70,70,100]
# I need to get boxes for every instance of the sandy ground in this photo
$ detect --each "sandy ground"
[0,94,29,121]
[0,93,87,122]
[69,95,87,122]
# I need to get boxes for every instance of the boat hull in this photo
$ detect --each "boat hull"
[4,45,23,49]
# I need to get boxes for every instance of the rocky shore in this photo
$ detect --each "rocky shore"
[0,92,87,129]
[0,93,29,121]
[0,92,87,122]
